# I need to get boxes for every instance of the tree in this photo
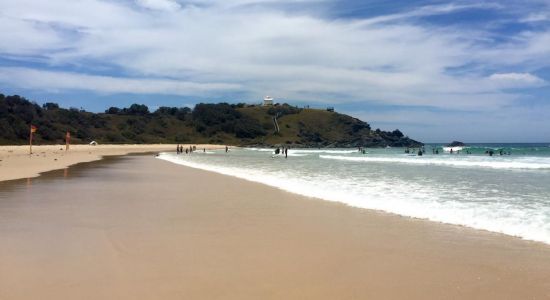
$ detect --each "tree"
[124,104,149,115]
[392,129,404,138]
[105,107,121,114]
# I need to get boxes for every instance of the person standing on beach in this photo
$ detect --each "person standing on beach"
[225,146,228,153]
[285,147,288,158]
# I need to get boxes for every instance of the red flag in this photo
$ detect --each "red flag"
[30,125,37,133]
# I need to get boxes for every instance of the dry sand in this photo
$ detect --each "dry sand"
[0,144,226,182]
[1,155,550,299]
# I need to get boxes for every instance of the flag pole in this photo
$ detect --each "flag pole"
[29,125,33,155]
[66,131,70,151]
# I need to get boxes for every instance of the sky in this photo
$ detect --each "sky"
[1,0,550,142]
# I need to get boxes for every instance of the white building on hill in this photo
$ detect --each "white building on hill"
[263,96,274,106]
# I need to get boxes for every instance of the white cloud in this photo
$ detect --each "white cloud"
[521,12,550,22]
[135,0,181,11]
[0,67,240,95]
[489,72,546,88]
[356,2,502,26]
[0,0,548,111]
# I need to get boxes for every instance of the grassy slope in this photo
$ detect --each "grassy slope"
[237,106,380,146]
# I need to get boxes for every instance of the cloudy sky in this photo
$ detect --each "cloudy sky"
[1,0,549,142]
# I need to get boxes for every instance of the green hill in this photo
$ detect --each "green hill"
[0,93,422,147]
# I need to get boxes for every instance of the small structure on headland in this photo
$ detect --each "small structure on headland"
[263,96,274,106]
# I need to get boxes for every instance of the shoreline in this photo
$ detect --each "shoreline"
[158,152,550,247]
[3,150,547,248]
[0,144,228,182]
[3,147,548,248]
[1,154,549,299]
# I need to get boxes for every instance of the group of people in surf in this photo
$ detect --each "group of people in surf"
[405,147,426,156]
[274,146,289,158]
[485,149,511,156]
[176,144,204,154]
[176,145,230,154]
[402,146,512,156]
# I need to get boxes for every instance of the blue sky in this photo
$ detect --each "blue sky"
[1,0,550,142]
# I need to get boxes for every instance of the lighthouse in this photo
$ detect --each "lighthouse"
[263,96,274,106]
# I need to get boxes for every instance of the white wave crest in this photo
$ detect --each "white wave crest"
[291,149,358,154]
[319,155,550,170]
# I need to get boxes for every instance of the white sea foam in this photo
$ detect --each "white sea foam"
[158,152,550,245]
[320,155,550,170]
[246,148,358,154]
[291,149,358,154]
[244,148,274,152]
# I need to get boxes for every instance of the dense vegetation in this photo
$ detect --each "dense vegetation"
[0,93,422,147]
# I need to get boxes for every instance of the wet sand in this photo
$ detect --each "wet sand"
[0,144,226,182]
[1,155,550,299]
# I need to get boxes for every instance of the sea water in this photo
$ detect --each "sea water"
[158,144,550,244]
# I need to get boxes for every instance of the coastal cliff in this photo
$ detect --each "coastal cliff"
[0,93,422,147]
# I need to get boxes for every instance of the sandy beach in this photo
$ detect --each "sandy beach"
[1,154,549,299]
[0,144,226,182]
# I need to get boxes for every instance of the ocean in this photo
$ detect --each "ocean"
[158,143,550,244]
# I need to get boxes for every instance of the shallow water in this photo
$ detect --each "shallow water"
[159,143,550,244]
